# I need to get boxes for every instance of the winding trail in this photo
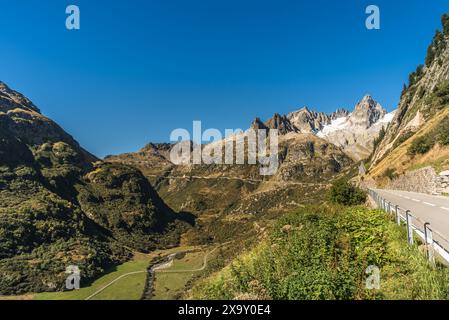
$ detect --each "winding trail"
[147,174,330,187]
[84,271,146,300]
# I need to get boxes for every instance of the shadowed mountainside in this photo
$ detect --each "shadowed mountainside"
[0,82,188,295]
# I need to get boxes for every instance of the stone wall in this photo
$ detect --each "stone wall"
[386,166,449,195]
[437,170,449,195]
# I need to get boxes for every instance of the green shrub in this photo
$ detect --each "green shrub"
[408,65,424,86]
[328,179,367,206]
[425,20,447,67]
[383,168,398,180]
[407,135,434,156]
[443,13,449,35]
[393,130,415,149]
[435,116,449,146]
[373,126,386,151]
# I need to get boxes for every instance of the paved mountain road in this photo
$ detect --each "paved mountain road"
[372,189,449,249]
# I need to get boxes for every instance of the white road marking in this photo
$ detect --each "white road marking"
[411,198,421,202]
[441,207,449,211]
[404,196,411,200]
[423,202,436,207]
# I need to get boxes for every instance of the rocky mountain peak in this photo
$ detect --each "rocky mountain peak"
[251,117,268,130]
[0,81,40,114]
[298,106,312,114]
[349,95,386,128]
[330,108,350,120]
[287,107,326,133]
[265,113,298,134]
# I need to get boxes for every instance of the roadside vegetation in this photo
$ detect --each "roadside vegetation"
[189,203,449,300]
[328,179,366,206]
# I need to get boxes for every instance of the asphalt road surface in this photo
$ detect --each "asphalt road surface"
[372,189,449,249]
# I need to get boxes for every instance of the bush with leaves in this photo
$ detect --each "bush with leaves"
[383,168,398,180]
[328,179,366,206]
[408,135,434,156]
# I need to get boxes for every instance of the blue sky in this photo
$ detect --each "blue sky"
[0,0,447,157]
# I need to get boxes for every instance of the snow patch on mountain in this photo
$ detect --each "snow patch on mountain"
[317,116,349,138]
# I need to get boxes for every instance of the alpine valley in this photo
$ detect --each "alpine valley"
[2,12,449,301]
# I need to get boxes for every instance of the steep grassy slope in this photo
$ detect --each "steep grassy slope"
[369,14,449,180]
[0,82,185,295]
[188,205,449,300]
[369,107,449,184]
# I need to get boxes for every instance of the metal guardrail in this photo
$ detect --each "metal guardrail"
[368,189,449,265]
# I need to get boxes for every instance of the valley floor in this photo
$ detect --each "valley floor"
[3,202,449,300]
[0,247,197,300]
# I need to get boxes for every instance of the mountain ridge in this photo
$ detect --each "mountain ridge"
[250,94,393,160]
[0,82,186,295]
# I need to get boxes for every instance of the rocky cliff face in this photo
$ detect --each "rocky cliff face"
[349,95,386,128]
[0,82,183,294]
[317,95,394,161]
[371,15,449,166]
[286,107,331,133]
[265,113,298,134]
[0,81,40,113]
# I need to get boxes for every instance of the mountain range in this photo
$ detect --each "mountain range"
[251,94,394,160]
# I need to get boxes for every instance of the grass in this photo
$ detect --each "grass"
[90,273,146,300]
[33,252,153,300]
[29,246,197,300]
[152,249,218,300]
[153,272,197,300]
[189,205,449,300]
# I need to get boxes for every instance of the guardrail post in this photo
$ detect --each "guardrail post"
[424,223,435,266]
[395,205,400,225]
[388,202,391,214]
[406,210,414,245]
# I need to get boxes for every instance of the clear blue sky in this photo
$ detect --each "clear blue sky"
[0,0,447,157]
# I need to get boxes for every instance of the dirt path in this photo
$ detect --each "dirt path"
[84,271,146,300]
